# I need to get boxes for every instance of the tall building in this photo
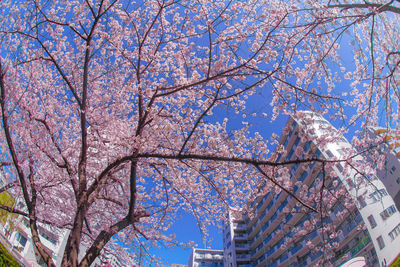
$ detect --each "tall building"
[223,209,250,267]
[367,127,400,210]
[222,209,250,266]
[220,111,400,267]
[188,248,224,267]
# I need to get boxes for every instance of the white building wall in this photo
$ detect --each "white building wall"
[189,248,224,267]
[367,127,400,210]
[295,111,400,266]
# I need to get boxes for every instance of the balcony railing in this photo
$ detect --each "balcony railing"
[233,223,247,231]
[236,254,250,261]
[333,234,372,266]
[349,235,371,256]
[234,233,248,240]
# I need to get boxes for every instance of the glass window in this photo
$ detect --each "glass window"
[287,149,294,160]
[304,141,312,152]
[338,147,350,155]
[337,164,344,172]
[367,215,377,228]
[370,189,388,202]
[299,171,308,182]
[326,150,334,158]
[16,232,27,247]
[294,137,300,147]
[346,178,355,189]
[377,236,385,250]
[276,153,282,163]
[380,205,397,221]
[284,137,289,148]
[380,189,388,196]
[389,223,400,241]
[357,196,367,209]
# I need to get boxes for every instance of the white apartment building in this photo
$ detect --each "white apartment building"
[221,111,400,267]
[223,209,250,267]
[6,215,70,266]
[188,248,224,267]
[367,127,400,210]
[2,210,120,266]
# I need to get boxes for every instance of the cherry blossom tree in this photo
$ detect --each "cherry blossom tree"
[283,0,400,131]
[0,0,398,266]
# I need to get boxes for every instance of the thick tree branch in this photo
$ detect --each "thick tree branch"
[79,209,150,267]
[0,204,28,217]
[328,1,400,15]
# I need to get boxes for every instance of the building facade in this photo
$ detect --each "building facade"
[221,111,400,267]
[188,248,224,267]
[367,127,400,210]
[6,214,70,266]
[3,207,120,266]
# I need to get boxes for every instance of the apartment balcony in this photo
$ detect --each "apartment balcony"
[234,233,248,240]
[232,223,247,231]
[341,218,362,237]
[332,234,372,267]
[255,192,272,214]
[250,193,287,238]
[286,211,303,227]
[236,253,251,262]
[195,254,223,261]
[235,242,249,251]
[289,243,303,257]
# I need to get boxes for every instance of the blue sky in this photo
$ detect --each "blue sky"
[153,213,223,265]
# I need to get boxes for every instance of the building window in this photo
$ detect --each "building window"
[370,189,388,202]
[377,236,385,250]
[389,224,400,241]
[276,153,282,163]
[346,178,355,189]
[16,232,27,247]
[390,166,396,175]
[304,141,312,152]
[337,164,344,172]
[367,215,377,229]
[294,137,300,147]
[284,136,289,148]
[287,149,294,160]
[380,205,397,221]
[326,150,334,158]
[357,196,367,209]
[338,147,350,155]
